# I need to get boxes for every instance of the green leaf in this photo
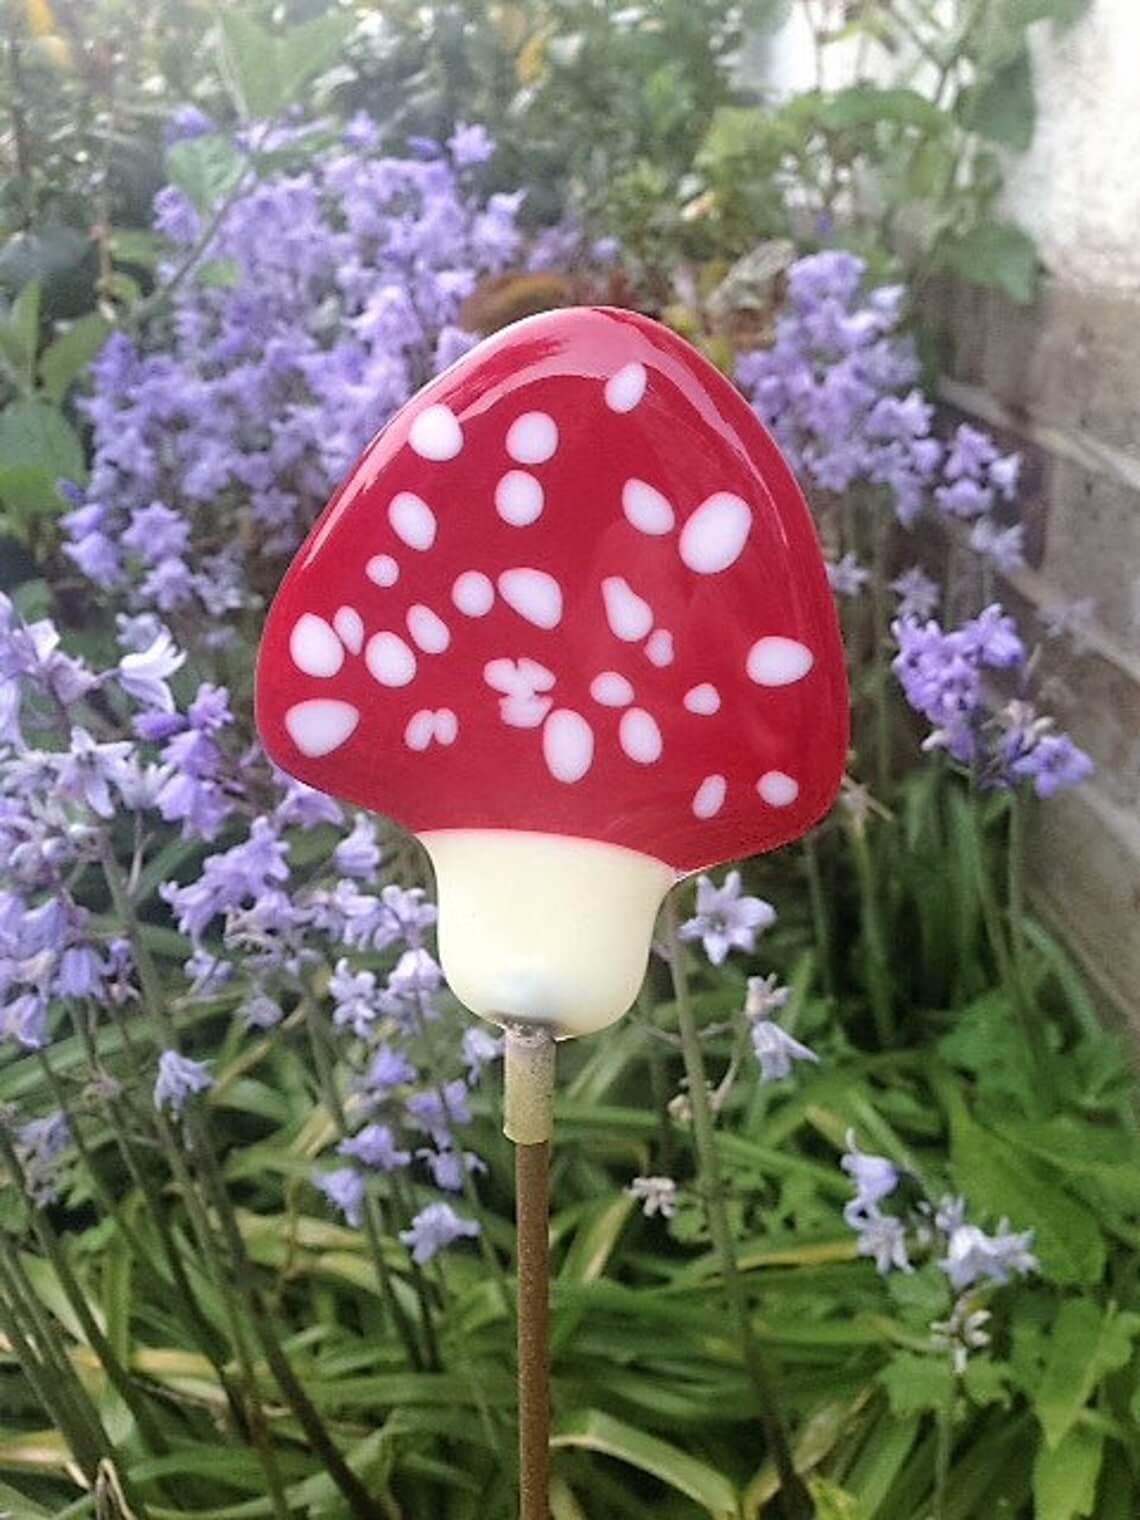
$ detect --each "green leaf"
[194,258,240,289]
[818,85,946,133]
[1034,1301,1140,1449]
[0,399,85,525]
[552,1409,738,1518]
[948,1109,1105,1285]
[218,11,353,123]
[167,134,246,216]
[876,1352,953,1417]
[0,280,40,388]
[38,312,109,402]
[961,50,1036,150]
[1033,1425,1104,1520]
[936,219,1038,303]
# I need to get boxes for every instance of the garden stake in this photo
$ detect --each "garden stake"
[504,1025,555,1520]
[256,306,848,1518]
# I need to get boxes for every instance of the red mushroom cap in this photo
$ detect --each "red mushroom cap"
[256,306,847,874]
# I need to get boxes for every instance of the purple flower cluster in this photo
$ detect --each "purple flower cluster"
[840,1132,1038,1328]
[736,251,1020,547]
[892,607,1092,793]
[64,118,521,627]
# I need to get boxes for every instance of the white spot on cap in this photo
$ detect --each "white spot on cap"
[645,629,674,667]
[404,710,435,752]
[406,604,450,654]
[407,708,460,751]
[506,412,558,464]
[602,576,653,641]
[758,770,799,806]
[693,774,726,819]
[605,362,647,413]
[286,699,359,757]
[333,606,363,654]
[290,614,343,678]
[498,568,563,629]
[484,657,555,693]
[409,404,462,461]
[619,707,662,764]
[622,478,674,536]
[747,636,814,686]
[495,470,544,526]
[435,709,458,745]
[452,570,494,617]
[679,492,752,574]
[543,709,594,783]
[684,682,720,715]
[366,554,399,588]
[388,492,437,551]
[590,671,634,707]
[485,657,555,728]
[365,631,417,687]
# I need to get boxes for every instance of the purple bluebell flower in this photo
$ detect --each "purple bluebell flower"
[329,959,378,1039]
[332,815,381,879]
[2,992,48,1048]
[165,104,214,144]
[240,992,283,1029]
[854,1210,912,1275]
[1009,732,1093,797]
[405,1079,471,1146]
[969,519,1025,573]
[117,629,186,711]
[944,425,997,481]
[362,1043,417,1095]
[122,502,190,566]
[940,1221,1038,1291]
[462,1025,503,1085]
[154,1049,212,1114]
[417,1146,486,1192]
[679,871,776,965]
[56,943,106,999]
[826,551,869,597]
[338,1123,411,1172]
[314,1166,365,1227]
[750,1019,819,1082]
[890,566,940,621]
[447,122,495,167]
[399,1202,480,1265]
[841,1132,900,1227]
[55,729,133,818]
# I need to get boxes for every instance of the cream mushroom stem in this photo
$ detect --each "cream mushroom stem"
[420,830,677,1039]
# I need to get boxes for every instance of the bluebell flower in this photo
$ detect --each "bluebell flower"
[55,729,133,818]
[338,1123,411,1172]
[447,122,495,167]
[117,629,186,711]
[362,1043,417,1095]
[841,1132,900,1226]
[627,1176,678,1219]
[751,1019,819,1082]
[405,1080,470,1146]
[462,1026,503,1085]
[940,1221,1038,1291]
[154,1050,212,1114]
[679,872,776,966]
[417,1146,486,1192]
[399,1202,479,1265]
[854,1210,912,1275]
[332,815,381,880]
[314,1166,365,1227]
[15,1111,70,1205]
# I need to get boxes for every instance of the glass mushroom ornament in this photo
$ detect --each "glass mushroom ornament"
[255,305,847,1516]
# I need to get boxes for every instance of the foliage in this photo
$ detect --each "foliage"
[0,5,1134,1520]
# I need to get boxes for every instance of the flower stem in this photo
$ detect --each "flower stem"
[847,819,895,1048]
[663,892,812,1520]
